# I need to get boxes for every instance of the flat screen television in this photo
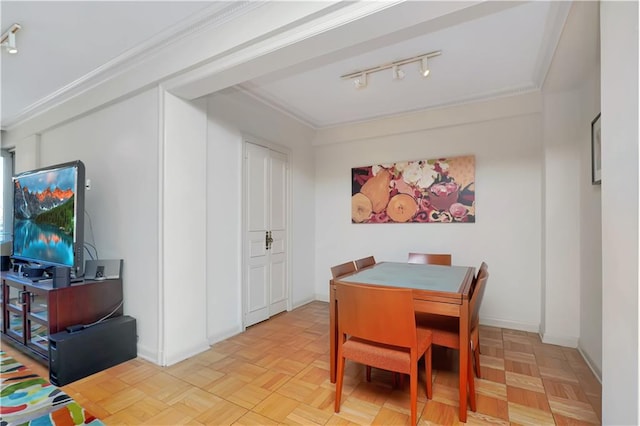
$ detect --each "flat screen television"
[12,160,85,278]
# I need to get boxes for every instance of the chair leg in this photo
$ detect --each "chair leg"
[335,355,345,413]
[410,362,418,425]
[472,328,481,378]
[393,372,402,387]
[425,346,432,399]
[366,365,372,382]
[467,342,476,412]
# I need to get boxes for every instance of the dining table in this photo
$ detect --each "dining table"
[329,261,476,422]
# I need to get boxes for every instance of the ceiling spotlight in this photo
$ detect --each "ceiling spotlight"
[392,65,405,80]
[353,73,368,89]
[340,50,441,89]
[6,33,17,54]
[1,23,21,54]
[420,57,430,77]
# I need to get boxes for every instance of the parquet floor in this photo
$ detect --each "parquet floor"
[3,301,601,425]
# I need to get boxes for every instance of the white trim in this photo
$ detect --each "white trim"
[1,2,355,141]
[135,344,159,366]
[532,1,572,88]
[315,293,330,304]
[237,84,319,130]
[241,135,292,330]
[243,81,539,130]
[541,332,579,349]
[163,342,212,367]
[578,343,603,383]
[313,90,543,146]
[479,316,540,334]
[162,1,404,97]
[2,2,262,130]
[157,85,166,366]
[292,297,319,310]
[208,327,244,346]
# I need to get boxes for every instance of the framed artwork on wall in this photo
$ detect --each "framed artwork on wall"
[591,113,601,185]
[351,155,475,223]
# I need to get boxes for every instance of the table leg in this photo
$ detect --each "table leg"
[459,303,470,422]
[329,282,337,383]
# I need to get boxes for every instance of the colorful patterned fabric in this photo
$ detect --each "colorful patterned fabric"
[0,351,103,426]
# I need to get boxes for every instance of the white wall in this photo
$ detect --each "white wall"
[541,89,582,348]
[39,89,161,362]
[541,0,602,378]
[577,73,602,378]
[161,91,210,365]
[314,93,543,332]
[12,135,40,173]
[205,89,316,343]
[204,106,244,342]
[600,2,639,424]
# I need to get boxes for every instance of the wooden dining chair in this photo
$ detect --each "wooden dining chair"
[354,256,376,270]
[330,261,356,279]
[407,252,452,266]
[331,259,385,383]
[334,282,433,425]
[414,264,489,411]
[470,262,489,377]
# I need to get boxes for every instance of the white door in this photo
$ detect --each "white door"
[244,142,288,327]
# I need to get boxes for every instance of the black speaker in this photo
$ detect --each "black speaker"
[53,266,70,288]
[0,256,10,271]
[49,315,137,386]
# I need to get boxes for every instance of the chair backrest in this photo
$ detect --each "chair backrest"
[407,252,452,266]
[476,261,488,281]
[335,282,417,348]
[470,261,488,295]
[331,261,356,279]
[469,265,489,327]
[354,256,376,270]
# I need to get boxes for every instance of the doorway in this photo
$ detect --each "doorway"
[242,139,290,327]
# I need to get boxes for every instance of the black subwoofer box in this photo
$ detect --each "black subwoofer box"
[49,315,137,386]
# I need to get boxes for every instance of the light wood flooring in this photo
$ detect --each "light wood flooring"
[3,301,601,425]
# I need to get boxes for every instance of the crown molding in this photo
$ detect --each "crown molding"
[162,0,405,98]
[1,1,263,130]
[312,90,542,146]
[244,79,539,130]
[237,82,320,129]
[532,1,572,88]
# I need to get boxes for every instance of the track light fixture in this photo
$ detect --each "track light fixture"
[1,23,21,54]
[392,64,405,80]
[420,57,431,77]
[341,50,441,89]
[353,72,368,89]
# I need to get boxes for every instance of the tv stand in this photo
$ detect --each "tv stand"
[0,271,123,363]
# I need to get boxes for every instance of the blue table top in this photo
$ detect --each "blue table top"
[338,261,470,293]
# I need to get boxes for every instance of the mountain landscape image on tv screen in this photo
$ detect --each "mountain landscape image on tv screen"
[13,167,77,267]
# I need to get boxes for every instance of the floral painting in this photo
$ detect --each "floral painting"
[351,156,475,223]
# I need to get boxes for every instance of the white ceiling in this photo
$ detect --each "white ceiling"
[0,1,574,130]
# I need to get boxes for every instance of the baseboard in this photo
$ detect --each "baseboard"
[208,326,243,346]
[315,293,330,303]
[541,332,579,348]
[136,344,158,364]
[479,316,540,333]
[163,342,211,367]
[292,296,316,310]
[577,343,602,383]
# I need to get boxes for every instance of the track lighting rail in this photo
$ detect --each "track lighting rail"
[340,50,441,80]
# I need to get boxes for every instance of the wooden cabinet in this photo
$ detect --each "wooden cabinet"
[1,271,123,362]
